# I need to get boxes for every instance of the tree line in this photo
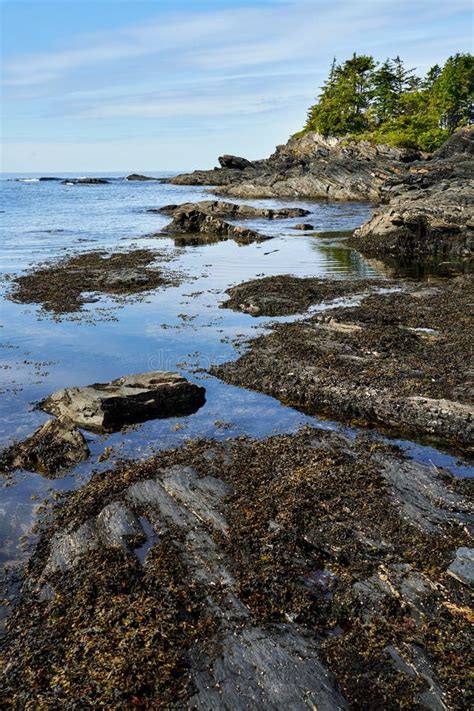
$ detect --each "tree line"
[301,53,473,151]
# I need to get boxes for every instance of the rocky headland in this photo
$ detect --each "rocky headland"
[164,126,474,266]
[350,128,474,266]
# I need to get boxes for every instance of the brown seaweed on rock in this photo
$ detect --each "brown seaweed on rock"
[1,429,472,709]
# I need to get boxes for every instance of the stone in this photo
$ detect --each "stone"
[126,173,158,181]
[218,154,253,170]
[292,223,314,230]
[40,371,206,432]
[61,178,109,185]
[165,131,417,200]
[162,207,270,244]
[9,418,89,476]
[447,547,474,586]
[351,126,474,265]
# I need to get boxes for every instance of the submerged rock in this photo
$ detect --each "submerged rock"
[292,223,315,230]
[151,200,310,220]
[3,418,89,476]
[9,248,180,315]
[162,207,270,244]
[40,371,206,432]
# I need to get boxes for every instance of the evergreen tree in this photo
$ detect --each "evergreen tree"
[371,59,398,123]
[301,52,473,151]
[431,53,474,132]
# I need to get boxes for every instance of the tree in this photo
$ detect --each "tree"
[431,53,474,132]
[301,52,473,151]
[305,54,376,135]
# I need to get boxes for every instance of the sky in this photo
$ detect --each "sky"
[1,0,473,172]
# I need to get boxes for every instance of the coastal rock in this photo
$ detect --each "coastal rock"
[351,127,474,264]
[41,371,206,432]
[5,418,89,476]
[152,200,310,220]
[61,178,110,185]
[162,207,270,244]
[165,131,416,200]
[221,275,384,316]
[218,154,253,170]
[126,173,158,181]
[292,223,314,230]
[9,248,180,315]
[212,275,474,452]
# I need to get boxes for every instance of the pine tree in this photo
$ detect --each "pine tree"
[431,53,474,132]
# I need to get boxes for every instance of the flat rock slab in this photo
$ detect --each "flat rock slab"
[41,371,206,432]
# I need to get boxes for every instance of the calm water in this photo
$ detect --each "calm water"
[1,172,472,581]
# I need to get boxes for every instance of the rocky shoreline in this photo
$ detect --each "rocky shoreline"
[164,126,474,266]
[1,429,472,708]
[1,128,473,708]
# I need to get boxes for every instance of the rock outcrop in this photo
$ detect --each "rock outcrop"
[2,418,89,476]
[351,127,474,264]
[41,371,206,432]
[151,200,310,220]
[162,207,270,244]
[164,131,416,200]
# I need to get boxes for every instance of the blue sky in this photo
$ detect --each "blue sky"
[1,0,473,172]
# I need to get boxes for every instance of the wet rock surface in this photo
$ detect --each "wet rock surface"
[151,199,310,220]
[221,274,386,316]
[212,275,473,452]
[1,418,89,477]
[162,207,271,244]
[1,429,471,708]
[9,248,181,315]
[164,131,415,201]
[41,371,206,432]
[350,127,474,266]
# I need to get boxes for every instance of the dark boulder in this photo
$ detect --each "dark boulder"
[218,154,253,170]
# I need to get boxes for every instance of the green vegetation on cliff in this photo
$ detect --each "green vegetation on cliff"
[302,53,474,151]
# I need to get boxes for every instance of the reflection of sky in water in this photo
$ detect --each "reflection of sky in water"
[0,177,472,572]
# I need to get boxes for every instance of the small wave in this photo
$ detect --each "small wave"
[15,178,40,183]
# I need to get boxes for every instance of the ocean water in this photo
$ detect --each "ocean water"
[0,172,472,583]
